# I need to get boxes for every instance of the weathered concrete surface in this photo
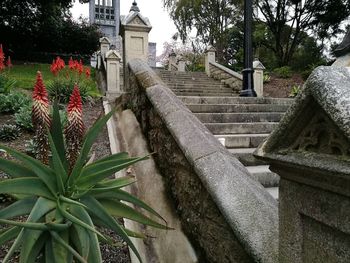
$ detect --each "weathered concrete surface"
[255,66,350,262]
[120,58,279,263]
[117,109,198,263]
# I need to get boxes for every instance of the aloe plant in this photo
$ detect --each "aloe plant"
[0,83,168,262]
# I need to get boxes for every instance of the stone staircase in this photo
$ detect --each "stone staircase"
[157,70,294,198]
[157,70,236,97]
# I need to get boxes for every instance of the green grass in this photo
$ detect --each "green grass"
[5,63,97,92]
[6,64,54,89]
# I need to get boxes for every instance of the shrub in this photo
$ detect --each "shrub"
[25,139,38,157]
[0,92,31,113]
[15,104,34,132]
[0,73,16,94]
[47,78,90,104]
[273,66,292,78]
[0,124,21,141]
[263,72,271,83]
[0,101,168,262]
[289,85,301,98]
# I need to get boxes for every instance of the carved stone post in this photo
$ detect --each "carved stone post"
[255,66,350,263]
[178,58,186,72]
[205,46,216,76]
[105,50,122,99]
[168,50,176,71]
[100,37,111,58]
[253,59,265,97]
[120,2,152,90]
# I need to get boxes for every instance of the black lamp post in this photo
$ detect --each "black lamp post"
[240,0,257,97]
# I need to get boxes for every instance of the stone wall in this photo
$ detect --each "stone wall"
[119,58,279,263]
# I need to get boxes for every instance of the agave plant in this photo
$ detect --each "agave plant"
[0,90,168,262]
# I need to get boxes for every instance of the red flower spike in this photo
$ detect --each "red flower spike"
[50,59,58,76]
[85,67,91,79]
[69,57,74,70]
[6,56,12,68]
[32,71,51,164]
[65,85,85,171]
[0,44,5,71]
[78,60,84,75]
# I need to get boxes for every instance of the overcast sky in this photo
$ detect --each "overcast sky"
[71,0,177,55]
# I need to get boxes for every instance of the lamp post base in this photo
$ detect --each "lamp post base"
[240,67,257,97]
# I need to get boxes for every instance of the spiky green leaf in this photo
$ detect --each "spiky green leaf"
[0,145,58,196]
[0,178,54,199]
[0,157,36,178]
[0,198,36,219]
[81,196,143,263]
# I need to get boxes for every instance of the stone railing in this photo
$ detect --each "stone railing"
[255,66,350,262]
[205,47,265,96]
[120,58,279,263]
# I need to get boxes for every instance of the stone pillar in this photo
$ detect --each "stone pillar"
[205,46,216,76]
[96,51,101,69]
[105,50,122,98]
[254,66,350,263]
[100,37,111,58]
[168,50,176,71]
[253,58,265,97]
[178,58,186,72]
[120,2,152,90]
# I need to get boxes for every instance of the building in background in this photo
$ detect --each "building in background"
[87,0,156,66]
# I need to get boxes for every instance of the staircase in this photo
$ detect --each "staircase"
[157,70,294,199]
[157,70,235,97]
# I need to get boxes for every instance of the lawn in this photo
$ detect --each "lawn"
[7,63,54,89]
[6,63,97,91]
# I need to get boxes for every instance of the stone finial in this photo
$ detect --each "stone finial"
[130,0,140,12]
[105,50,122,61]
[206,46,216,53]
[99,37,111,45]
[253,58,265,70]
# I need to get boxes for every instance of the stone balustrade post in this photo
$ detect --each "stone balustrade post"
[105,50,122,98]
[205,46,216,76]
[178,58,186,72]
[120,2,152,90]
[100,37,111,59]
[253,58,265,97]
[255,66,350,263]
[168,50,177,71]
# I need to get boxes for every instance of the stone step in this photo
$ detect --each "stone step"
[246,165,280,188]
[214,134,268,148]
[187,104,290,113]
[173,92,236,97]
[162,79,221,84]
[228,148,267,166]
[179,96,294,105]
[196,112,284,123]
[266,187,279,200]
[167,84,229,89]
[206,122,278,134]
[171,90,235,95]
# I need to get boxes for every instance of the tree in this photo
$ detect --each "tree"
[256,0,350,66]
[162,0,243,64]
[0,0,100,60]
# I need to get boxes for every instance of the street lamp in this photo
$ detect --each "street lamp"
[240,0,257,97]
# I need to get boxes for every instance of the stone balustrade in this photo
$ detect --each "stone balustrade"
[120,58,279,263]
[255,66,350,262]
[205,47,265,96]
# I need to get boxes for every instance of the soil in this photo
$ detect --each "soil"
[263,73,304,98]
[0,100,131,263]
